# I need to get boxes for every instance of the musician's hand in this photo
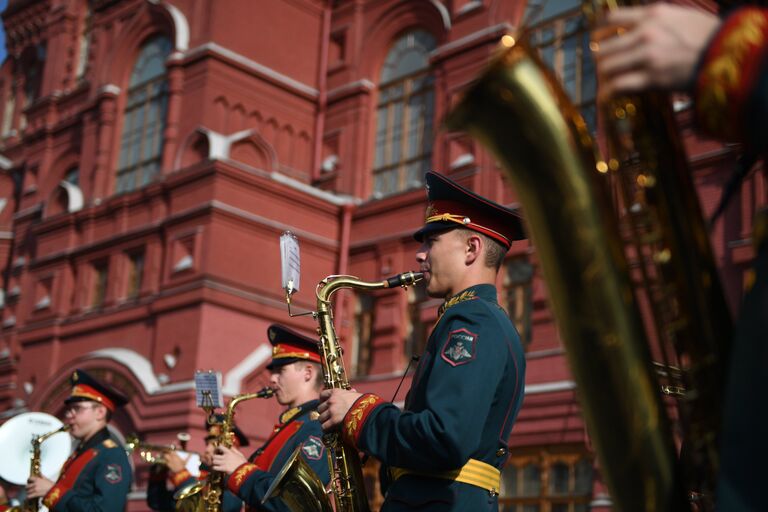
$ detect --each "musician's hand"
[318,388,362,432]
[164,450,187,473]
[26,476,54,498]
[593,3,720,98]
[211,445,247,474]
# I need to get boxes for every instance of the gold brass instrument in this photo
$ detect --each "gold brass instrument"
[443,14,731,511]
[265,272,423,512]
[10,424,70,512]
[125,433,199,466]
[174,386,273,512]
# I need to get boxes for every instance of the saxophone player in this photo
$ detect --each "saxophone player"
[26,369,132,511]
[212,324,331,511]
[0,484,11,510]
[319,171,527,511]
[145,418,250,511]
[594,3,768,510]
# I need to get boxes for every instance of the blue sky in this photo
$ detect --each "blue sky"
[0,0,6,64]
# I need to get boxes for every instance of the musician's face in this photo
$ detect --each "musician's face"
[64,401,106,440]
[416,229,465,298]
[269,362,309,408]
[202,440,216,466]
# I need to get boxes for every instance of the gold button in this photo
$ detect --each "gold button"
[496,448,507,457]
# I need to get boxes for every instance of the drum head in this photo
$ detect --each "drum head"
[0,412,72,485]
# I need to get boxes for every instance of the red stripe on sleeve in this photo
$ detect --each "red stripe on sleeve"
[696,7,768,141]
[227,463,260,495]
[342,393,384,449]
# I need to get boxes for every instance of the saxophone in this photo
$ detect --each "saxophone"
[443,17,731,512]
[265,272,423,512]
[174,386,274,512]
[10,425,70,512]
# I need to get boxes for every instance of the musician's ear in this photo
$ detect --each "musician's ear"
[465,233,481,265]
[94,403,109,422]
[303,363,314,383]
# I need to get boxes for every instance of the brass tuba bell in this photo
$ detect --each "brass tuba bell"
[444,21,731,510]
[262,445,333,512]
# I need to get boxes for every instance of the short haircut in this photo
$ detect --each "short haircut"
[291,361,325,390]
[95,402,112,422]
[310,362,324,390]
[458,229,507,270]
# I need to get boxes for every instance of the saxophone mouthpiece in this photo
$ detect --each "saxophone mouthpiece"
[256,386,275,398]
[384,271,424,289]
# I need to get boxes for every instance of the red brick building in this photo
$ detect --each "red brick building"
[0,0,760,510]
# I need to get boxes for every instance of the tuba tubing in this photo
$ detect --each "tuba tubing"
[444,40,688,510]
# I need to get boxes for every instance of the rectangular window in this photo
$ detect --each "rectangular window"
[92,260,109,308]
[352,294,375,377]
[405,283,433,360]
[76,5,92,79]
[500,446,594,511]
[526,3,597,133]
[34,276,53,311]
[503,256,534,349]
[1,90,14,137]
[127,250,145,299]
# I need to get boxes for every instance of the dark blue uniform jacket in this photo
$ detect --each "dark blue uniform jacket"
[343,284,526,511]
[226,399,331,511]
[146,462,243,512]
[43,428,132,511]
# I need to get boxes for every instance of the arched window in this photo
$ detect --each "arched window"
[372,30,436,198]
[116,35,172,194]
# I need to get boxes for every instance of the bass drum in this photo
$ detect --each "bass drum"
[0,412,72,485]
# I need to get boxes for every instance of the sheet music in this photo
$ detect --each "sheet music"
[280,231,301,294]
[194,371,223,408]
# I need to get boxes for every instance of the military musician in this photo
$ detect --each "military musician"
[212,324,331,511]
[594,3,768,509]
[145,417,249,511]
[26,369,132,511]
[319,171,527,511]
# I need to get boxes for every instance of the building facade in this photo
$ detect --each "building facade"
[0,0,760,510]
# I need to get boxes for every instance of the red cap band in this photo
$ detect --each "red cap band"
[70,384,116,412]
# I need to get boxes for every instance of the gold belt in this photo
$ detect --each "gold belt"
[390,458,501,495]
